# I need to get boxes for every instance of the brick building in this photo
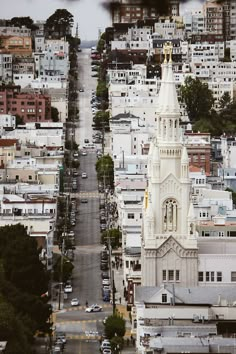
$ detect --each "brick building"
[0,86,51,122]
[184,132,211,175]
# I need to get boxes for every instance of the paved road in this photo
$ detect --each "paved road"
[53,49,112,354]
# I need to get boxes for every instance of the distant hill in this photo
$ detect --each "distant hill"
[80,40,98,49]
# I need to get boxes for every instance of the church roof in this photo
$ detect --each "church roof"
[135,285,236,305]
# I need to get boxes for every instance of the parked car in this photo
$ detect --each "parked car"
[81,172,87,178]
[85,304,102,312]
[102,349,112,354]
[71,298,80,306]
[64,285,73,293]
[81,198,88,203]
[55,332,67,344]
[84,138,89,143]
[81,150,87,156]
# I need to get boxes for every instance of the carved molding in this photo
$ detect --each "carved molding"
[156,236,198,258]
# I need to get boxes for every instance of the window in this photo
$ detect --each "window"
[206,271,210,281]
[231,271,236,282]
[211,271,215,282]
[126,261,129,268]
[217,272,222,282]
[127,213,134,219]
[198,272,203,281]
[163,270,166,281]
[162,294,167,303]
[176,270,180,281]
[28,175,32,180]
[168,270,174,281]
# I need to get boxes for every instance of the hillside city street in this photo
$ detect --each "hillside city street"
[49,49,134,354]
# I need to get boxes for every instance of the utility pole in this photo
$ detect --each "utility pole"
[58,237,64,311]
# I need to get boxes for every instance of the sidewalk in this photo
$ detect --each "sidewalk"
[111,255,132,334]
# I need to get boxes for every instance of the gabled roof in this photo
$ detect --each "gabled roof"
[0,139,18,147]
[135,285,236,305]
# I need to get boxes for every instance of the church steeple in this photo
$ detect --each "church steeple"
[141,41,198,288]
[156,42,180,143]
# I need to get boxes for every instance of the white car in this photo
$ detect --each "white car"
[102,349,111,354]
[64,285,73,293]
[81,172,87,178]
[81,151,87,156]
[71,298,80,306]
[85,304,102,312]
[102,279,110,286]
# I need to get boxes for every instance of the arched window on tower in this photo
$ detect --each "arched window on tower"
[163,199,178,232]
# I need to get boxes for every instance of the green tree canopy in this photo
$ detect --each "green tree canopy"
[104,313,126,339]
[96,154,114,188]
[53,255,74,283]
[96,80,108,100]
[0,224,52,350]
[93,110,110,131]
[0,224,49,296]
[101,228,121,249]
[219,92,232,110]
[180,77,214,122]
[9,16,38,31]
[51,106,59,122]
[45,9,74,38]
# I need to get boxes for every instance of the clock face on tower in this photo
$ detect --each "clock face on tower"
[163,198,178,233]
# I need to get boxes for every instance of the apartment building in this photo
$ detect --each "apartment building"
[0,87,51,122]
[0,54,12,84]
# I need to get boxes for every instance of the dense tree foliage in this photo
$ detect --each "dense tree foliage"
[104,313,126,339]
[101,228,121,249]
[93,110,110,131]
[96,154,114,188]
[96,80,108,100]
[51,106,59,122]
[53,255,74,283]
[9,16,38,31]
[45,9,74,38]
[0,224,52,351]
[180,77,214,122]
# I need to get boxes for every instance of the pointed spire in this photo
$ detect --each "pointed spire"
[156,60,168,114]
[160,48,180,115]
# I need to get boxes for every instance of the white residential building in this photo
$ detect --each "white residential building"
[110,113,152,158]
[0,54,12,83]
[0,114,16,129]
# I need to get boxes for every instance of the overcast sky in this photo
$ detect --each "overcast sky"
[0,0,202,41]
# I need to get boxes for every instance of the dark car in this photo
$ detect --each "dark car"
[101,272,109,279]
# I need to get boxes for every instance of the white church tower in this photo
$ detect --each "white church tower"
[141,42,198,287]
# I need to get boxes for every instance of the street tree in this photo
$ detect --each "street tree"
[96,154,114,188]
[104,313,126,339]
[53,255,74,283]
[51,106,59,122]
[101,228,121,249]
[45,9,74,38]
[96,80,108,100]
[180,77,214,122]
[93,110,109,131]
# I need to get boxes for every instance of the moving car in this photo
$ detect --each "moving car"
[81,172,87,178]
[81,198,88,203]
[85,304,102,312]
[81,150,87,156]
[71,298,80,306]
